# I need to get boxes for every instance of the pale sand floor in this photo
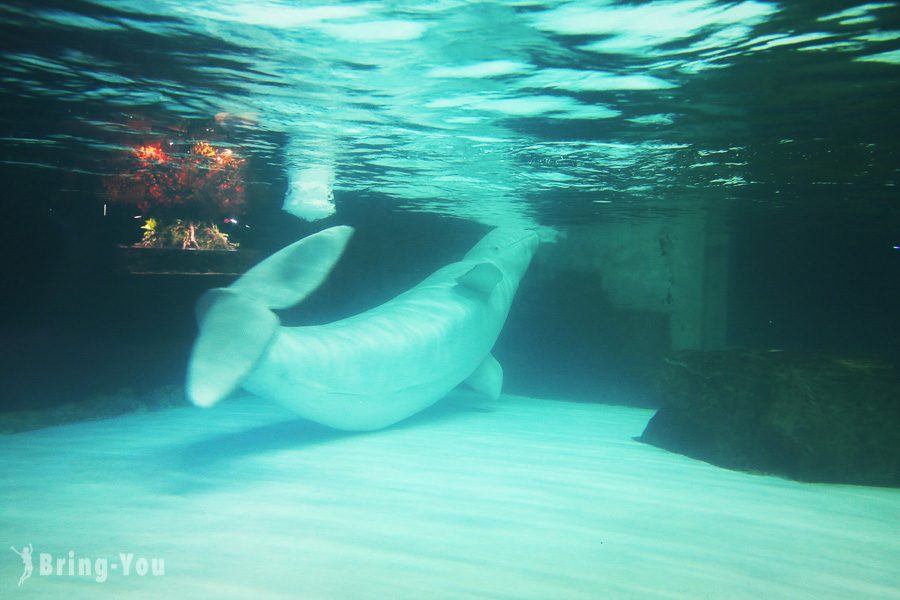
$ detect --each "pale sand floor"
[1,392,898,599]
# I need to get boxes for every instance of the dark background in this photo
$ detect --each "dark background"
[1,152,898,414]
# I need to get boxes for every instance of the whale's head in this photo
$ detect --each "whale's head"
[464,228,540,281]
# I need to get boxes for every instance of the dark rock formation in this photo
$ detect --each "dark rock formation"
[640,351,900,487]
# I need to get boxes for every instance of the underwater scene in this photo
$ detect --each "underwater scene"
[1,0,899,597]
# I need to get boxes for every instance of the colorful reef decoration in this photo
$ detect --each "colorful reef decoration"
[105,140,247,250]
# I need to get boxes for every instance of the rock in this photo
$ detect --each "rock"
[640,350,900,487]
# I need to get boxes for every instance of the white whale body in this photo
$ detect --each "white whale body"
[187,225,539,430]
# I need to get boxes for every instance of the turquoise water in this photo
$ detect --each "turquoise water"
[2,0,898,221]
[1,2,900,597]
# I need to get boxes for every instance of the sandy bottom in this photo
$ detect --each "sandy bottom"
[1,392,898,599]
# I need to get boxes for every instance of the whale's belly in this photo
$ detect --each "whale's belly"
[241,292,505,429]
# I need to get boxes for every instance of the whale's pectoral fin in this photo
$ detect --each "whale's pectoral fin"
[187,288,279,408]
[455,262,503,297]
[465,354,503,400]
[230,225,354,310]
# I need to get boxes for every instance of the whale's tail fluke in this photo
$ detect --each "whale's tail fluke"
[223,225,355,311]
[187,225,355,408]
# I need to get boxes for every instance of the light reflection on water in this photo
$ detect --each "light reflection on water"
[0,0,898,226]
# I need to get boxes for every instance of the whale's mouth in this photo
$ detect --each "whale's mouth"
[487,230,541,262]
[484,229,540,251]
[507,230,540,248]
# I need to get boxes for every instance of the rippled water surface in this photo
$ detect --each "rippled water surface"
[2,0,898,227]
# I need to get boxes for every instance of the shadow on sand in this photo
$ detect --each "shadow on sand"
[161,391,494,493]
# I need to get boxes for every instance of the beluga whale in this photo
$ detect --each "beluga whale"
[187,226,540,430]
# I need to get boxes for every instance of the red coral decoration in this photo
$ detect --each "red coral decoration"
[107,141,246,220]
[104,139,247,249]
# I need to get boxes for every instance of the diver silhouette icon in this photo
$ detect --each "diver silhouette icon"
[10,544,33,587]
